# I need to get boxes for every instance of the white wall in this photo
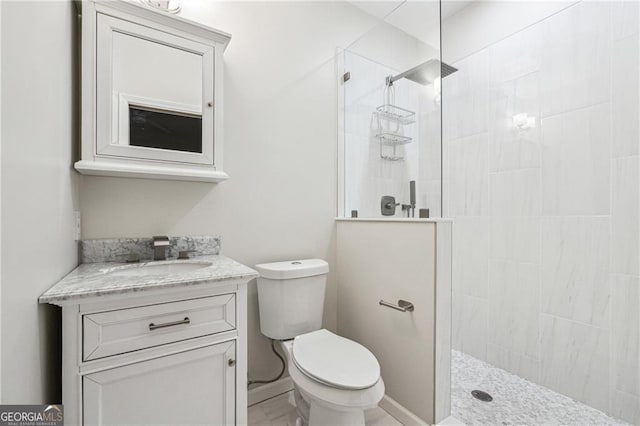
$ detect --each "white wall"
[1,0,79,403]
[78,1,388,385]
[443,1,640,423]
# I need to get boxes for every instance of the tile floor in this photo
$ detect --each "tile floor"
[249,351,630,426]
[248,390,402,426]
[452,350,629,425]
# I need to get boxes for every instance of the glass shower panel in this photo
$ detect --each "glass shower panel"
[339,6,443,219]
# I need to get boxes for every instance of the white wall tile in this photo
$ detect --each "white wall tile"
[611,156,640,276]
[611,390,640,426]
[611,1,639,41]
[611,274,640,398]
[489,23,543,83]
[612,35,639,158]
[540,315,610,412]
[452,216,489,298]
[448,133,489,216]
[540,2,611,117]
[488,260,539,359]
[489,169,540,217]
[541,103,611,216]
[487,343,539,384]
[541,217,610,327]
[459,294,488,361]
[490,215,540,263]
[443,52,490,140]
[488,73,541,172]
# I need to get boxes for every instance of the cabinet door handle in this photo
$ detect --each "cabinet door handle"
[228,359,236,367]
[149,317,190,331]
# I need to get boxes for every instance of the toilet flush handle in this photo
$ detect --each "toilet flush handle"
[379,299,414,312]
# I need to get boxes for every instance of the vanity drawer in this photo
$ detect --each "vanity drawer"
[83,294,236,361]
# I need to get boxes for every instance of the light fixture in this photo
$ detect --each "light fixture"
[513,113,536,130]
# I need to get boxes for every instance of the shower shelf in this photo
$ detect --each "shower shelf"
[375,104,416,125]
[376,132,412,146]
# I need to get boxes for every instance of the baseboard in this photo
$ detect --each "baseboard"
[379,394,428,426]
[248,376,294,406]
[437,415,466,425]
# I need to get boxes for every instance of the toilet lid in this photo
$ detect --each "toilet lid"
[292,329,380,390]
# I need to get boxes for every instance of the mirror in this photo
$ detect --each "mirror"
[112,30,203,153]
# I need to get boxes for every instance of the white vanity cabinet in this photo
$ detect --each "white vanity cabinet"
[54,281,248,426]
[75,0,231,182]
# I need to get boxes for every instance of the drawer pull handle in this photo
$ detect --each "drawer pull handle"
[379,299,414,312]
[149,317,190,331]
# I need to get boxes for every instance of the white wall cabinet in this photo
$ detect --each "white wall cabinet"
[55,281,248,425]
[75,0,231,182]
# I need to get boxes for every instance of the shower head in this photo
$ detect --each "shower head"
[386,59,458,86]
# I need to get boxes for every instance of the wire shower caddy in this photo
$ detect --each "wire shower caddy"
[373,83,416,161]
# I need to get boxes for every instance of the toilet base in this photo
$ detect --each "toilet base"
[308,400,365,426]
[294,387,366,426]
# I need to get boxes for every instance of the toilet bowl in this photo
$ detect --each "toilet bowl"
[280,329,385,426]
[255,259,385,426]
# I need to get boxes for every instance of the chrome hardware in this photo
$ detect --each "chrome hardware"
[207,101,213,107]
[149,317,190,330]
[228,359,236,367]
[379,299,415,312]
[152,236,170,261]
[409,180,416,218]
[381,195,400,216]
[178,250,196,260]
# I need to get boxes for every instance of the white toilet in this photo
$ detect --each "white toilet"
[255,259,385,426]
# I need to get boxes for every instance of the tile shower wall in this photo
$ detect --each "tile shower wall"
[444,1,640,423]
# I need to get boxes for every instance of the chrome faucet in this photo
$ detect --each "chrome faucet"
[152,236,170,260]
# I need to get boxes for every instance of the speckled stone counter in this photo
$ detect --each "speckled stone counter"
[80,235,221,263]
[39,255,258,304]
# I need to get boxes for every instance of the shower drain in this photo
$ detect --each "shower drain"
[471,390,493,402]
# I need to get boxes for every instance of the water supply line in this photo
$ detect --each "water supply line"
[247,339,286,387]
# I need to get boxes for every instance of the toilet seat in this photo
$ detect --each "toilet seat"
[292,329,380,390]
[279,339,385,413]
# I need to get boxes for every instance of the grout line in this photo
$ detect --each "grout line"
[540,99,611,121]
[247,389,292,408]
[445,1,582,64]
[539,312,610,332]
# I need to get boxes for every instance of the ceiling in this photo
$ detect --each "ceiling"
[349,0,473,46]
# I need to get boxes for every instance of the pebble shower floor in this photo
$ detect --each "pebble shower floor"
[451,350,628,425]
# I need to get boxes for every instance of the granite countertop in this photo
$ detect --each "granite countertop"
[39,255,258,304]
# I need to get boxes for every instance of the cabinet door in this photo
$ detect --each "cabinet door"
[95,13,215,165]
[83,341,235,426]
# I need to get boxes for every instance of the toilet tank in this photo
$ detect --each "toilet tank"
[255,259,329,340]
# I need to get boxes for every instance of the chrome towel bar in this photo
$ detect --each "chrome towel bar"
[379,299,414,312]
